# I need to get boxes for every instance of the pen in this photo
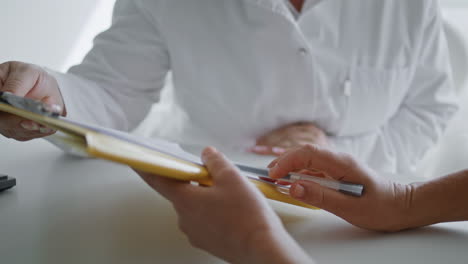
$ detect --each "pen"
[283,172,364,197]
[236,164,364,197]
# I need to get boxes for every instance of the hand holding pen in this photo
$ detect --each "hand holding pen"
[268,145,413,232]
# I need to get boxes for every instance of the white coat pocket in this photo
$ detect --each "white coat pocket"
[339,66,413,135]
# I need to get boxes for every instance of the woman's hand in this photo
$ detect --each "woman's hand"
[251,122,329,156]
[137,147,312,264]
[269,145,413,232]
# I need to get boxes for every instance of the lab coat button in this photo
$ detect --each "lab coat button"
[343,80,352,96]
[298,47,308,55]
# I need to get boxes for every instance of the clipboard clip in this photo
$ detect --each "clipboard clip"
[0,91,60,118]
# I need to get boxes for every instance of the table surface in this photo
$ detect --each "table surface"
[1,138,468,264]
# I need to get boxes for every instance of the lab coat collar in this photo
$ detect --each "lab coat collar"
[245,0,325,23]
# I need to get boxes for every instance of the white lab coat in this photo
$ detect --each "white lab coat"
[50,0,458,174]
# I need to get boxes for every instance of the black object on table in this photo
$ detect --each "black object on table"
[0,174,16,192]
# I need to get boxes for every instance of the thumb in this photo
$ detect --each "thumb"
[1,63,40,97]
[201,147,245,186]
[290,180,355,215]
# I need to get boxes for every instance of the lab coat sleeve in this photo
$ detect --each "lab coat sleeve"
[329,2,459,174]
[49,0,170,131]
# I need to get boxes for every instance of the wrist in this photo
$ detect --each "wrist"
[396,181,445,231]
[243,226,312,264]
[379,182,418,232]
[243,227,282,264]
[402,171,468,229]
[392,183,419,231]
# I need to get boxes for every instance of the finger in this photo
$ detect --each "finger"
[271,140,294,149]
[0,111,48,133]
[269,144,358,181]
[1,129,54,141]
[284,132,318,142]
[135,170,197,202]
[2,63,40,96]
[256,132,283,147]
[202,147,247,185]
[271,147,287,155]
[40,96,63,114]
[0,63,10,86]
[297,169,327,178]
[290,180,356,216]
[267,158,279,168]
[249,145,272,155]
[20,120,56,135]
[267,146,303,168]
[15,130,55,140]
[0,113,53,140]
[249,145,286,156]
[18,120,39,131]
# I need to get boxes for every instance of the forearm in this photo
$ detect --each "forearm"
[244,229,313,264]
[404,170,468,229]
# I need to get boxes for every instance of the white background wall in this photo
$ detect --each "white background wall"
[443,0,468,7]
[0,0,115,71]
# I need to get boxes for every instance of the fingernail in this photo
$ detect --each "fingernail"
[292,184,305,198]
[202,147,217,157]
[20,122,39,131]
[39,127,54,134]
[45,104,62,114]
[251,146,268,152]
[272,147,286,155]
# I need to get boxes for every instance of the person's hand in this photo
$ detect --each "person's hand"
[269,145,413,232]
[0,61,65,141]
[250,122,329,156]
[137,147,312,264]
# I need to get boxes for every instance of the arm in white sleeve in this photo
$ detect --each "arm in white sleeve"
[330,2,459,174]
[50,0,170,131]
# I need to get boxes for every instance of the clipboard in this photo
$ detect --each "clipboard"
[0,92,317,209]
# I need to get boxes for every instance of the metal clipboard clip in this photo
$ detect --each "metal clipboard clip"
[0,91,60,118]
[236,164,294,195]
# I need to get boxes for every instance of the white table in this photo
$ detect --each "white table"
[1,138,468,264]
